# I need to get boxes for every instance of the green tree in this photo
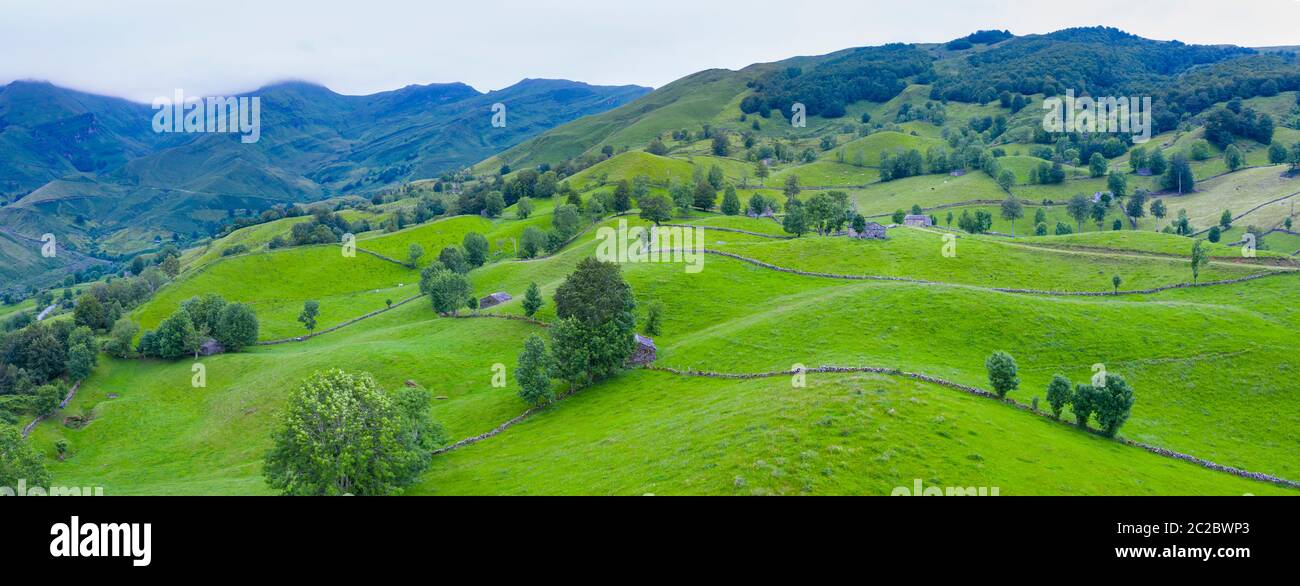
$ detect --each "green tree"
[1190,239,1208,284]
[1045,375,1072,419]
[516,197,534,219]
[1000,196,1024,237]
[155,310,201,358]
[644,300,663,336]
[693,180,716,211]
[997,169,1015,190]
[484,191,506,217]
[1067,194,1091,232]
[298,300,320,334]
[1162,153,1194,194]
[516,334,554,407]
[1224,144,1244,171]
[426,270,471,316]
[638,194,673,225]
[1107,171,1128,198]
[720,185,741,215]
[1268,142,1288,165]
[1150,199,1167,227]
[1093,374,1136,438]
[1219,209,1233,229]
[1111,274,1122,293]
[406,243,425,268]
[215,302,259,352]
[522,282,543,317]
[754,160,769,186]
[519,227,547,259]
[438,246,468,274]
[264,369,430,495]
[463,232,489,267]
[550,258,636,389]
[0,426,50,488]
[73,294,106,331]
[783,204,808,237]
[104,317,140,358]
[1088,152,1107,177]
[1071,384,1097,428]
[984,351,1019,398]
[891,209,906,224]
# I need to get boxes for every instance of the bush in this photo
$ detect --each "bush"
[104,318,139,358]
[1071,384,1097,428]
[522,282,543,317]
[984,351,1019,398]
[516,334,553,407]
[1045,375,1071,419]
[644,300,663,336]
[215,303,259,352]
[1093,374,1135,437]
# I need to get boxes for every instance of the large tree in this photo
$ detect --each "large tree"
[1000,196,1024,237]
[264,369,442,496]
[550,258,636,389]
[516,334,553,407]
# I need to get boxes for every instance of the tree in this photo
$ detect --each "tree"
[215,302,259,351]
[638,194,673,225]
[1190,240,1208,284]
[484,191,506,217]
[783,204,808,237]
[782,175,801,203]
[73,295,106,331]
[438,246,468,274]
[1162,153,1194,194]
[1000,197,1024,237]
[406,243,425,268]
[1088,152,1107,177]
[1147,148,1167,176]
[426,270,471,316]
[0,426,50,489]
[692,180,716,211]
[104,317,140,358]
[1219,209,1233,230]
[608,181,631,214]
[298,301,319,334]
[156,310,201,358]
[984,351,1019,398]
[1112,274,1122,293]
[516,197,534,219]
[463,232,489,267]
[1107,171,1128,199]
[522,282,543,317]
[1225,144,1244,172]
[711,133,731,157]
[720,185,741,215]
[1150,199,1167,227]
[1071,384,1097,428]
[997,169,1015,190]
[892,209,906,224]
[754,161,769,186]
[550,258,636,389]
[1045,375,1071,419]
[1128,146,1148,172]
[1067,194,1091,232]
[1093,373,1136,437]
[1208,226,1222,243]
[160,255,180,278]
[552,204,582,237]
[264,369,435,495]
[644,300,663,336]
[519,226,547,259]
[1268,142,1288,165]
[516,334,554,407]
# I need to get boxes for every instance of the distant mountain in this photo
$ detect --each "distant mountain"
[0,78,650,268]
[484,27,1299,173]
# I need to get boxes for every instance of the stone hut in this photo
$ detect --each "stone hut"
[849,222,888,240]
[479,292,512,309]
[903,214,932,227]
[627,334,657,366]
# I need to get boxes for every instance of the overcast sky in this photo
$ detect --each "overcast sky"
[3,0,1299,103]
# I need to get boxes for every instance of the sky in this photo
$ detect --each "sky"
[3,0,1299,103]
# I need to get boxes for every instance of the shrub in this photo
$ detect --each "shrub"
[984,351,1019,398]
[1045,375,1071,419]
[1071,384,1097,428]
[1093,374,1136,437]
[516,334,554,407]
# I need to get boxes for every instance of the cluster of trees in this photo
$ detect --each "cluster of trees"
[987,351,1135,437]
[137,294,259,359]
[1203,101,1276,148]
[1268,141,1300,172]
[781,191,854,237]
[740,44,933,118]
[0,319,94,422]
[280,209,366,247]
[263,368,446,495]
[515,258,637,406]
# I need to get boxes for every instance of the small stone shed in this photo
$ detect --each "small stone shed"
[627,334,657,366]
[903,214,932,227]
[479,292,512,309]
